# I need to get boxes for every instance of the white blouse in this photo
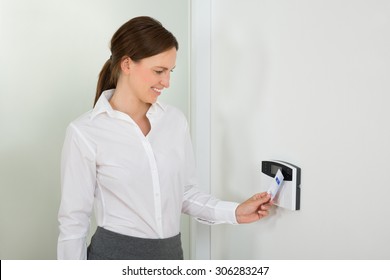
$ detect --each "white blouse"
[57,90,239,259]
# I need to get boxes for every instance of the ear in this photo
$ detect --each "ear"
[120,56,133,75]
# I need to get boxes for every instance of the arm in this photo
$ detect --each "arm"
[57,123,96,259]
[182,187,272,225]
[181,121,272,224]
[182,185,239,225]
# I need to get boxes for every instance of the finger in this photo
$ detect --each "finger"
[252,192,268,201]
[260,191,270,198]
[262,201,273,207]
[257,210,269,219]
[260,204,271,211]
[256,192,271,204]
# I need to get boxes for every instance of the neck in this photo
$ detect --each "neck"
[109,89,151,122]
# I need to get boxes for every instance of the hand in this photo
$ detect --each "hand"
[235,192,273,224]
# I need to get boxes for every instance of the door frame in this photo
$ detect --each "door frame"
[189,0,212,260]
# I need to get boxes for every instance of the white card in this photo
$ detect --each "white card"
[267,169,284,200]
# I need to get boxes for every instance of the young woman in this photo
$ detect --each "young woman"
[58,16,272,260]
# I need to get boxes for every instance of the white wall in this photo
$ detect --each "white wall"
[0,0,190,259]
[210,0,390,259]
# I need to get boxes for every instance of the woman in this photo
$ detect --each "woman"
[58,16,272,260]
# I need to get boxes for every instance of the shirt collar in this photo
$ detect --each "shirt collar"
[91,89,166,120]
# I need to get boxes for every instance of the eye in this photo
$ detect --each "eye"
[154,68,174,75]
[154,70,164,75]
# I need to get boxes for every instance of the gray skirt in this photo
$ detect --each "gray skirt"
[87,227,183,260]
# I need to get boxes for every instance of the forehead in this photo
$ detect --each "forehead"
[139,47,177,68]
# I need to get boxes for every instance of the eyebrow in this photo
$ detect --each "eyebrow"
[155,66,176,70]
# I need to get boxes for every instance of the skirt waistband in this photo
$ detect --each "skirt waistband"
[87,226,183,260]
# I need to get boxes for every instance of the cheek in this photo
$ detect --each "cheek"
[131,78,146,93]
[130,67,151,86]
[139,71,156,87]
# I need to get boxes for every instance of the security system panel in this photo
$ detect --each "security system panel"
[261,160,301,211]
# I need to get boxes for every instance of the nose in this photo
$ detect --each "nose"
[160,72,170,88]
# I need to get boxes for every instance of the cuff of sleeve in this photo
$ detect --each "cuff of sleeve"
[214,201,240,224]
[57,238,87,260]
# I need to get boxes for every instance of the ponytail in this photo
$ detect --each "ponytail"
[94,58,116,107]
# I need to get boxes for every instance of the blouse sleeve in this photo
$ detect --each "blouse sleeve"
[57,123,96,259]
[180,123,239,225]
[182,186,239,225]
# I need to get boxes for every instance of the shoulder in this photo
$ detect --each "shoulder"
[70,107,100,125]
[159,103,187,123]
[165,104,186,118]
[62,110,97,157]
[152,102,189,134]
[162,103,189,131]
[65,109,94,136]
[71,110,93,125]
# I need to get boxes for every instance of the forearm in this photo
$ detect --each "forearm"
[182,185,239,224]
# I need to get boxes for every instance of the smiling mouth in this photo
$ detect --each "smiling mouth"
[152,87,163,94]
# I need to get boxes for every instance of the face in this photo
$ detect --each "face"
[124,47,177,104]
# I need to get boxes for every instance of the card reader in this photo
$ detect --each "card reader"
[261,160,301,211]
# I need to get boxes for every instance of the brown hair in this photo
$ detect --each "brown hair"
[94,16,179,106]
